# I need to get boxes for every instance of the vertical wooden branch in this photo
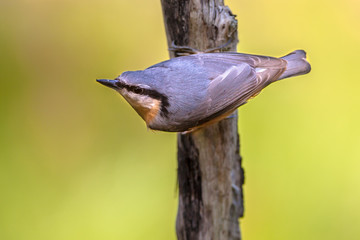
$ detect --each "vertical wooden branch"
[161,1,244,239]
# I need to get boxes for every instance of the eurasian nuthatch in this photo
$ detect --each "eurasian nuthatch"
[97,50,311,132]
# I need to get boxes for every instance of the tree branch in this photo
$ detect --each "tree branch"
[161,1,244,239]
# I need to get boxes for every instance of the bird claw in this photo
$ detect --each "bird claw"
[168,42,202,56]
[169,38,234,57]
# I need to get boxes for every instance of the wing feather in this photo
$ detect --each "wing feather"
[193,53,287,125]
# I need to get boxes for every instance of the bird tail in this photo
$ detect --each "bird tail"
[278,50,311,80]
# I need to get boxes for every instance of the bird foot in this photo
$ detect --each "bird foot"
[169,38,233,57]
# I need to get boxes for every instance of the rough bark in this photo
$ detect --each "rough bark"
[161,1,244,239]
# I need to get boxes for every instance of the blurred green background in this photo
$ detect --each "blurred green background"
[1,0,359,239]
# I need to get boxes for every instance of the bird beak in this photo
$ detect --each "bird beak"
[96,79,120,90]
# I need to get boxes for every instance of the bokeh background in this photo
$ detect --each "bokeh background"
[1,0,359,239]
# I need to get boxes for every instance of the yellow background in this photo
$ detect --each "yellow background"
[1,0,359,239]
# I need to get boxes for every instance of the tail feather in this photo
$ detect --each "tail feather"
[278,50,311,80]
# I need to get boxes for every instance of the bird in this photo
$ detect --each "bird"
[97,50,311,132]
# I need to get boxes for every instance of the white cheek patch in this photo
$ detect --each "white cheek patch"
[120,89,155,110]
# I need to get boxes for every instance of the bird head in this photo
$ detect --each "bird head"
[96,77,169,125]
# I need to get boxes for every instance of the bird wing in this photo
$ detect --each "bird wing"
[193,53,287,125]
[201,52,287,84]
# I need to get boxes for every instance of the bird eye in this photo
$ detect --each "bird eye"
[133,87,143,94]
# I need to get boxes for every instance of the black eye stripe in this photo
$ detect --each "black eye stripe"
[115,81,169,118]
[133,87,143,94]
